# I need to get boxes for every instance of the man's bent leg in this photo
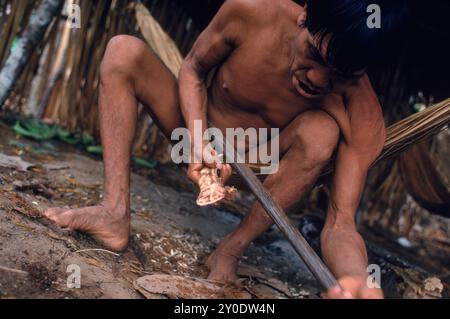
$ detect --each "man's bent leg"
[207,110,340,283]
[44,35,183,251]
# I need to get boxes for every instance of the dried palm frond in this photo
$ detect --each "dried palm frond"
[134,2,183,77]
[377,98,450,165]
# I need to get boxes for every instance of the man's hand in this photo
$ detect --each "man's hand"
[322,277,384,299]
[187,142,232,186]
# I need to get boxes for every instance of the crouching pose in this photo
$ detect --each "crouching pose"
[45,0,408,298]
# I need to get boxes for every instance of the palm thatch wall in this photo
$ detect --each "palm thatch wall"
[0,0,190,160]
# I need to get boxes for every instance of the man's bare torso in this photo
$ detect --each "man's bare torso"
[204,0,384,147]
[207,1,316,132]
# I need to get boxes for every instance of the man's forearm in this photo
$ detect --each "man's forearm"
[323,143,371,281]
[178,62,209,141]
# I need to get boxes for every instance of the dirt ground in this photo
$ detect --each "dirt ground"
[0,122,448,299]
[0,122,320,299]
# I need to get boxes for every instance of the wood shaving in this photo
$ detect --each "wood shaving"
[196,168,237,206]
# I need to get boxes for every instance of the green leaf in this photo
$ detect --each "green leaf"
[55,126,71,138]
[13,119,56,140]
[55,127,80,145]
[60,134,81,145]
[86,145,103,154]
[13,121,34,138]
[132,156,157,169]
[81,132,95,146]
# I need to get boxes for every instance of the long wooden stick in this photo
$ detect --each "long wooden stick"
[213,126,340,291]
[231,162,339,290]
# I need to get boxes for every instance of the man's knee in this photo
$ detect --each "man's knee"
[292,110,340,164]
[100,35,148,80]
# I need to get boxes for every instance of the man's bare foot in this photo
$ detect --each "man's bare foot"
[206,250,239,284]
[206,237,246,285]
[43,204,130,252]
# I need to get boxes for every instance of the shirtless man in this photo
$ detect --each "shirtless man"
[44,0,408,298]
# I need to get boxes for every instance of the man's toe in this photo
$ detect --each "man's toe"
[43,208,69,224]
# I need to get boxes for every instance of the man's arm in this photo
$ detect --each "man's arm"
[321,76,386,298]
[178,0,257,183]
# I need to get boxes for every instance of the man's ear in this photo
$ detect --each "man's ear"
[298,4,307,26]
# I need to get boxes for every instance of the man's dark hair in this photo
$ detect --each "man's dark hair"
[305,0,409,79]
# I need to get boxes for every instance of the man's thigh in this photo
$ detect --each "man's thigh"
[244,110,339,162]
[230,110,338,185]
[118,36,184,138]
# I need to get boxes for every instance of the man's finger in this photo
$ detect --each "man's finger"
[205,161,218,169]
[187,165,202,185]
[322,287,353,299]
[202,146,224,168]
[220,164,233,184]
[188,173,200,185]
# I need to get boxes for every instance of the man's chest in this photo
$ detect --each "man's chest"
[212,49,316,128]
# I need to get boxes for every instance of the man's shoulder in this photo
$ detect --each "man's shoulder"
[220,0,288,25]
[344,75,386,152]
[346,75,384,122]
[322,75,386,152]
[223,0,283,13]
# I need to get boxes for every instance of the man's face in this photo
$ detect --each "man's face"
[290,24,364,99]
